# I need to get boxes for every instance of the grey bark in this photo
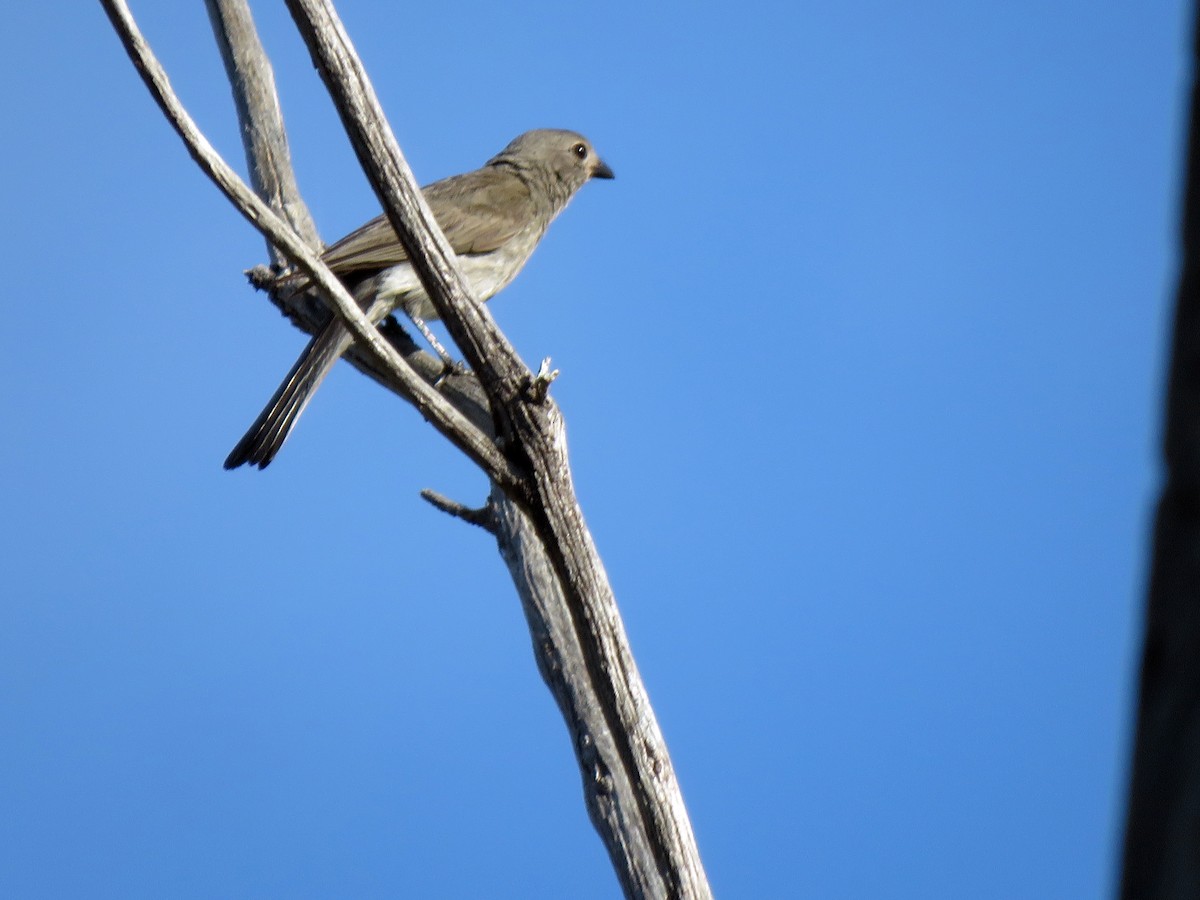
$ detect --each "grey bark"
[282,4,711,894]
[206,0,319,261]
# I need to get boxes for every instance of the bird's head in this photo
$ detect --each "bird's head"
[490,129,614,202]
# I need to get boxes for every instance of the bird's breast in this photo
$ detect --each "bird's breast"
[375,228,543,321]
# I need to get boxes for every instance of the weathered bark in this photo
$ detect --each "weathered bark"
[206,0,319,262]
[104,1,711,897]
[1120,6,1200,898]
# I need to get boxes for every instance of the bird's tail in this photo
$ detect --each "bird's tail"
[224,319,353,470]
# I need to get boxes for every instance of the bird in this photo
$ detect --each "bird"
[224,129,614,470]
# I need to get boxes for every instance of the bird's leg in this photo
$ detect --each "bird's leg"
[405,311,463,377]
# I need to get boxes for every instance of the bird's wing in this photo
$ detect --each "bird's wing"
[319,169,534,278]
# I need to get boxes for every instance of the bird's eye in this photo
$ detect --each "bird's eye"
[573,143,588,159]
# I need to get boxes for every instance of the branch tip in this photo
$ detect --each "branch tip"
[419,489,498,533]
[526,357,560,403]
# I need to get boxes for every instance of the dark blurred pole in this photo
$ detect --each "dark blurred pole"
[1120,6,1200,898]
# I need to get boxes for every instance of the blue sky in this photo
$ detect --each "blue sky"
[0,2,1189,897]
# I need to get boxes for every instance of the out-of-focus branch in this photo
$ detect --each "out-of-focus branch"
[1120,6,1200,898]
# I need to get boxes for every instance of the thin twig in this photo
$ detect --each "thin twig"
[419,490,498,533]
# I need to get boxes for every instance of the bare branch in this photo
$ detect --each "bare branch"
[105,2,711,895]
[99,0,521,492]
[205,0,319,263]
[282,0,532,410]
[280,5,711,895]
[492,490,690,899]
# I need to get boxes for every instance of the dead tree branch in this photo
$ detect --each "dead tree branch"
[206,0,319,263]
[284,7,711,895]
[104,1,711,896]
[1120,6,1200,898]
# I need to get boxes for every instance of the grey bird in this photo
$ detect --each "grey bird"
[224,129,613,470]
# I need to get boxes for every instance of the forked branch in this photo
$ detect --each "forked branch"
[100,0,521,492]
[103,2,711,896]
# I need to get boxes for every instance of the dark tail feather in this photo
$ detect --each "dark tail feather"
[224,321,351,470]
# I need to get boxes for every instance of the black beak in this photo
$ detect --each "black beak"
[592,159,615,180]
